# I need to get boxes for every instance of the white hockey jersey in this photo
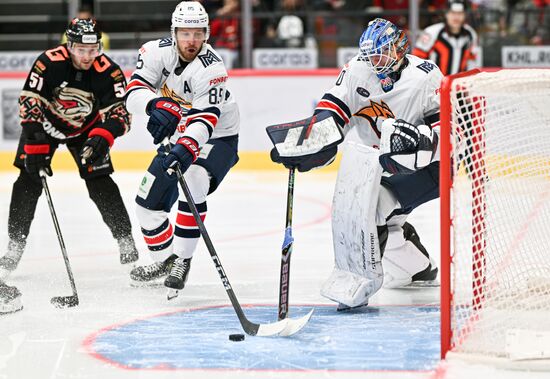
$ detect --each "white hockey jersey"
[316,54,443,149]
[126,38,239,147]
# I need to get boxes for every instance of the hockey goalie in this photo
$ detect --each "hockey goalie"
[270,18,441,310]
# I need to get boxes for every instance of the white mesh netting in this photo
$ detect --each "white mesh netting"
[449,69,550,361]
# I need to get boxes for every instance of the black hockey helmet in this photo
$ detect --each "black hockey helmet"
[447,0,467,12]
[66,18,102,44]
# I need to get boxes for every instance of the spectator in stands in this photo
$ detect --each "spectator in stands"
[412,0,479,75]
[209,0,240,50]
[530,0,549,44]
[61,5,111,50]
[257,0,309,48]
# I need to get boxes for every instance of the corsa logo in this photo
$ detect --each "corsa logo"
[354,100,395,137]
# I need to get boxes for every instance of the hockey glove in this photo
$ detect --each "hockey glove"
[24,139,52,182]
[162,137,200,174]
[146,97,182,145]
[271,146,337,173]
[80,128,114,165]
[379,118,438,175]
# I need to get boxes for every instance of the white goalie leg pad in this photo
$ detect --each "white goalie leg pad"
[320,141,384,307]
[382,224,431,288]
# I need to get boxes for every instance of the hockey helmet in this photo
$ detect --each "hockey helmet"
[66,18,102,44]
[359,18,410,76]
[171,1,210,41]
[448,0,467,12]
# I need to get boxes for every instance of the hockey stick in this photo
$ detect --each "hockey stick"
[163,140,312,336]
[39,170,79,308]
[278,167,295,320]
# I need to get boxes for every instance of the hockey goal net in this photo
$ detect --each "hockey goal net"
[440,68,550,367]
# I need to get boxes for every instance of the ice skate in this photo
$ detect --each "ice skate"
[0,281,23,314]
[336,301,369,312]
[165,257,192,300]
[130,254,177,287]
[403,222,439,287]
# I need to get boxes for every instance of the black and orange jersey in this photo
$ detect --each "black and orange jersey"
[19,44,130,140]
[412,22,478,76]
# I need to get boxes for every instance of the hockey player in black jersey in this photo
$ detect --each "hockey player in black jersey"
[0,18,139,279]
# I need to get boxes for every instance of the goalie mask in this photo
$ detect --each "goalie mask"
[359,18,410,77]
[171,1,210,44]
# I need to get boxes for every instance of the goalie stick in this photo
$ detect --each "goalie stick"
[162,140,312,336]
[278,167,295,320]
[39,170,79,308]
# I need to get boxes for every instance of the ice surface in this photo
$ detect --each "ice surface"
[0,171,547,379]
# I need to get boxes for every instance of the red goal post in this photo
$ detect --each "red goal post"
[440,68,550,366]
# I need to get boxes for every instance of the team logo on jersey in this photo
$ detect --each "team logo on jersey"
[380,76,394,92]
[354,100,395,137]
[198,50,221,68]
[35,60,46,73]
[161,84,192,109]
[110,69,124,81]
[50,87,94,128]
[356,87,370,98]
[158,38,173,48]
[417,61,436,74]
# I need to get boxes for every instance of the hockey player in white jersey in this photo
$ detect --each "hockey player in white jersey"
[125,1,239,295]
[271,18,442,310]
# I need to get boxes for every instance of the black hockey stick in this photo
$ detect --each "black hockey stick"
[278,167,295,320]
[163,140,312,336]
[39,171,79,308]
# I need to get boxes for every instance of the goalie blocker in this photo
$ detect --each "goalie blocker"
[267,111,343,172]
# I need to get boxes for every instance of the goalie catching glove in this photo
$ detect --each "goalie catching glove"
[379,118,438,175]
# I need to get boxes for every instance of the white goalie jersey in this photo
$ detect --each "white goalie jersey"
[316,54,443,149]
[126,38,239,147]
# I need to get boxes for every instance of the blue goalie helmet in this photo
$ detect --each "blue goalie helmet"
[359,18,410,76]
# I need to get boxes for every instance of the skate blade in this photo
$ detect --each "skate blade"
[166,288,179,300]
[337,302,368,312]
[129,279,166,288]
[407,279,440,288]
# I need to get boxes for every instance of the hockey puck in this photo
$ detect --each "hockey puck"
[229,333,245,342]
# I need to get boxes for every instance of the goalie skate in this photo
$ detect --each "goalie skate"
[165,257,192,300]
[130,254,177,287]
[0,282,22,314]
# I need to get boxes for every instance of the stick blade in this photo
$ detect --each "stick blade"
[51,295,79,309]
[253,318,292,337]
[278,308,314,337]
